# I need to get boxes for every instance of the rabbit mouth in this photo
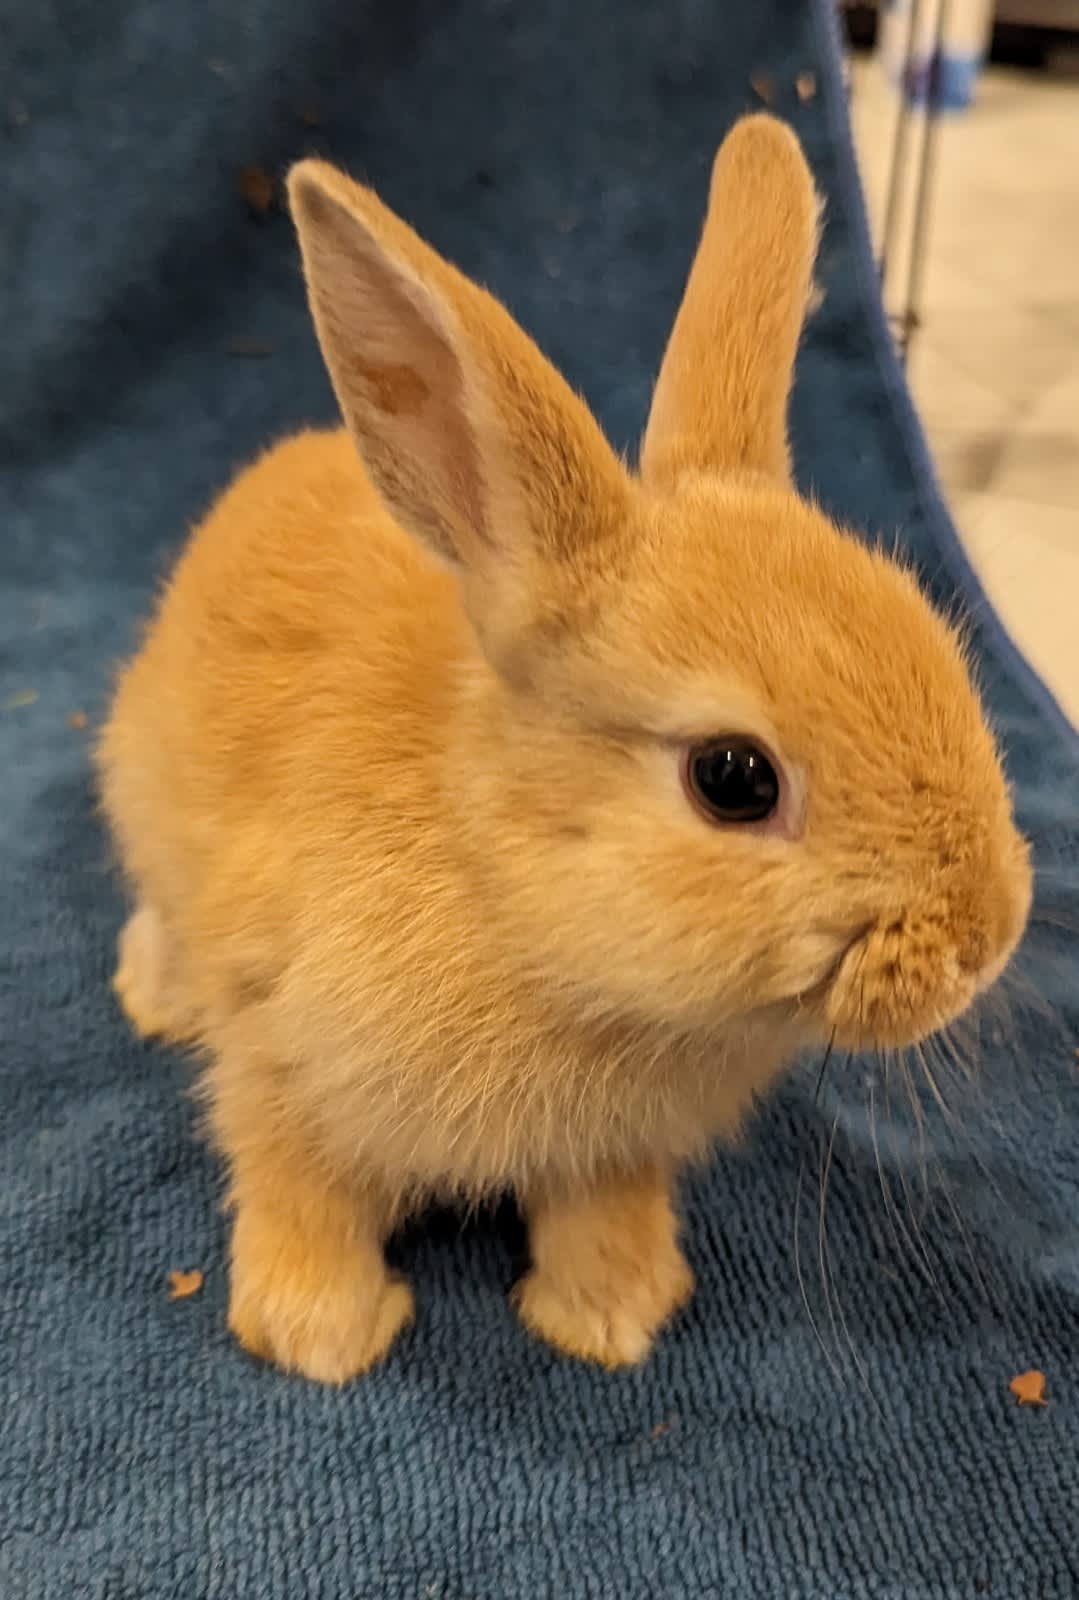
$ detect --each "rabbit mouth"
[819,916,991,1053]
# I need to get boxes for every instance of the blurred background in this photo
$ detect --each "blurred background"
[840,0,1079,724]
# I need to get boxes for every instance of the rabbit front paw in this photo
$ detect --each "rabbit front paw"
[516,1171,694,1368]
[229,1266,414,1385]
[227,1184,413,1384]
[515,1257,692,1368]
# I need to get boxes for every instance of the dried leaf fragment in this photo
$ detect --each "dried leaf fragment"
[237,165,277,217]
[796,72,818,102]
[1009,1369,1048,1407]
[168,1268,204,1301]
[649,1416,678,1441]
[67,710,88,730]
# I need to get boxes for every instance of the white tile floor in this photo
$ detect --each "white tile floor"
[850,53,1079,725]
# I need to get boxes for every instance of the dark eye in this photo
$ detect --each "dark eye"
[685,738,780,825]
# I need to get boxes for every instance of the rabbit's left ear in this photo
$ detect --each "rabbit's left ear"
[640,115,821,489]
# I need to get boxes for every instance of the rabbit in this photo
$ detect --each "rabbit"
[98,114,1032,1384]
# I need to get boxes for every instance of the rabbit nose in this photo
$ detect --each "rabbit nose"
[956,830,1032,985]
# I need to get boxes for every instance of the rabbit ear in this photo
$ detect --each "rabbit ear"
[288,161,629,598]
[640,115,820,489]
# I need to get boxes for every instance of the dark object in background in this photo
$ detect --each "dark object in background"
[841,0,1079,63]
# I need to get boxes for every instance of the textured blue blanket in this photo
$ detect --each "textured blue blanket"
[2,2,1077,1596]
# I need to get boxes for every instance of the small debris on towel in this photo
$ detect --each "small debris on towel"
[168,1269,204,1301]
[1009,1369,1048,1407]
[226,337,275,359]
[750,73,774,105]
[237,166,277,218]
[67,710,88,730]
[796,72,818,102]
[3,689,38,712]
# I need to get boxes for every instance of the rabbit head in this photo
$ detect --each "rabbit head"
[288,114,1030,1062]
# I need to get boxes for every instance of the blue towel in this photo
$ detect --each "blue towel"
[2,2,1077,1595]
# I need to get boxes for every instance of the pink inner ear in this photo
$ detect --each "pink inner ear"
[346,357,429,418]
[300,182,491,563]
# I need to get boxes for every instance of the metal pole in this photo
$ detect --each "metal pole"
[879,0,923,285]
[900,0,950,362]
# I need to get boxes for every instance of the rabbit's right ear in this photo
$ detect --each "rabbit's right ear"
[288,161,629,660]
[640,115,821,489]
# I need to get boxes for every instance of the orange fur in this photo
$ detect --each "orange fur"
[98,115,1031,1382]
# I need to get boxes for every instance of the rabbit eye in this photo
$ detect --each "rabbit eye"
[684,739,780,825]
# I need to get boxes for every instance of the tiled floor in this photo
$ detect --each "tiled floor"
[849,51,1079,726]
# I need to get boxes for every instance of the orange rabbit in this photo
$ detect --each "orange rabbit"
[99,115,1031,1383]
